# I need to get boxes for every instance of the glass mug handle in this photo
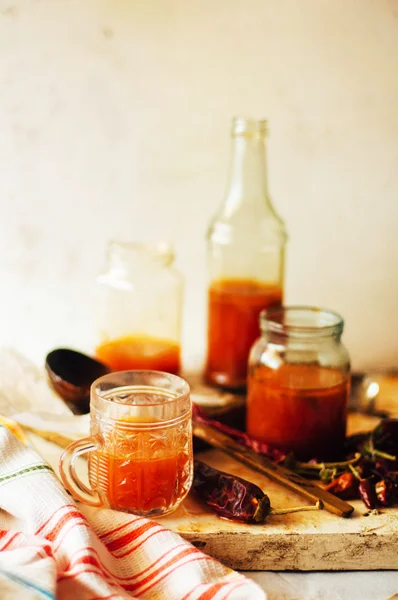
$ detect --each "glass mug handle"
[59,437,103,507]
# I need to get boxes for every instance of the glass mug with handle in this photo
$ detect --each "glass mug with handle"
[59,370,193,517]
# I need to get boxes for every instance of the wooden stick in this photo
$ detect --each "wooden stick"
[19,424,76,449]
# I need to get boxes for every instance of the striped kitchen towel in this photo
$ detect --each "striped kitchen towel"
[0,425,265,600]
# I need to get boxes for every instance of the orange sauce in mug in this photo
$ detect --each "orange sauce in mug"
[89,417,192,514]
[96,335,180,374]
[103,450,190,513]
[247,363,349,460]
[205,279,282,389]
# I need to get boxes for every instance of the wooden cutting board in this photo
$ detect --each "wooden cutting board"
[157,375,398,571]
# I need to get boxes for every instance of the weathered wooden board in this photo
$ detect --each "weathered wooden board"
[158,376,398,571]
[159,446,398,571]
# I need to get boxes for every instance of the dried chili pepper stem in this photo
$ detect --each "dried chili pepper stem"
[348,464,362,480]
[253,498,321,523]
[365,433,397,462]
[295,453,361,471]
[371,449,396,461]
[267,501,322,518]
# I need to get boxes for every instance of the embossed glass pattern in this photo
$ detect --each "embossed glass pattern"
[59,371,193,517]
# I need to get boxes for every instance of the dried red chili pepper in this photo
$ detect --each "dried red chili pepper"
[193,405,287,463]
[358,477,378,509]
[193,461,320,523]
[375,479,395,507]
[324,472,357,500]
[348,465,378,509]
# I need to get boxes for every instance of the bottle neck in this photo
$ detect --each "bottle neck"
[224,132,270,214]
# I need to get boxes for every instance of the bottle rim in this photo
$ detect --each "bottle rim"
[260,305,344,338]
[232,116,268,137]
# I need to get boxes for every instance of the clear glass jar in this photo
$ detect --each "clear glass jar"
[247,306,350,461]
[205,117,287,390]
[95,241,184,374]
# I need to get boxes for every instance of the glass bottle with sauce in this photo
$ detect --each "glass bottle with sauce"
[205,117,287,390]
[247,306,351,461]
[95,241,184,374]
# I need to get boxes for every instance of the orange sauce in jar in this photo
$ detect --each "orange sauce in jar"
[205,279,282,389]
[247,364,349,460]
[90,417,192,515]
[96,335,180,374]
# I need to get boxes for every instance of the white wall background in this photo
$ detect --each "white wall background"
[0,0,397,371]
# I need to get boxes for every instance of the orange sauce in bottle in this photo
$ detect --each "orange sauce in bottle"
[96,335,180,374]
[247,363,349,460]
[205,279,282,389]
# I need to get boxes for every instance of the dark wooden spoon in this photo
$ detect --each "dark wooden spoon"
[45,348,110,414]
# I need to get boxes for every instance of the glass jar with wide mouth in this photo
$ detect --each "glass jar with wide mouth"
[59,370,193,517]
[95,241,184,374]
[246,306,350,460]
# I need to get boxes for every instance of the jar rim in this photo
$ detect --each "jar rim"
[91,370,190,408]
[107,240,175,266]
[260,306,344,337]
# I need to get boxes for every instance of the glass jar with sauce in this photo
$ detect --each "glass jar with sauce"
[247,307,350,461]
[205,117,287,390]
[95,241,184,374]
